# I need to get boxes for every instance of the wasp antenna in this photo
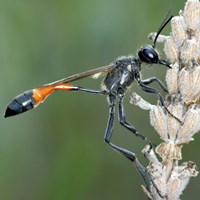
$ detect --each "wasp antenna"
[152,11,173,49]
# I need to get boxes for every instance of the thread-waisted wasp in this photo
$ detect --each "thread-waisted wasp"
[4,14,178,196]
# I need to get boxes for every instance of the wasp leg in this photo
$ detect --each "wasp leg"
[108,143,164,198]
[75,86,108,95]
[103,96,159,196]
[118,93,155,147]
[104,94,152,145]
[141,77,168,93]
[139,82,183,124]
[104,95,161,194]
[104,95,116,144]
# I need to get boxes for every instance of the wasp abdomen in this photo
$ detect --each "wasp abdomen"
[4,90,34,117]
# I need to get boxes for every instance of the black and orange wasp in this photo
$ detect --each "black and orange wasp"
[5,15,177,196]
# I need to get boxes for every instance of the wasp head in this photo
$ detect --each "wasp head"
[138,46,171,68]
[138,13,173,69]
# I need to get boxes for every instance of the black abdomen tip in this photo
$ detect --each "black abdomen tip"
[4,105,20,118]
[4,90,34,118]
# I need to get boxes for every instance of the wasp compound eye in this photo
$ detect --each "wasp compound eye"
[138,46,159,64]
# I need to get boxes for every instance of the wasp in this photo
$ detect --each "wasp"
[5,14,176,196]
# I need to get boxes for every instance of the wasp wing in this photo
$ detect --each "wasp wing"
[46,63,116,86]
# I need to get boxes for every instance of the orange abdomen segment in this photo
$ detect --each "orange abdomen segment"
[33,83,74,104]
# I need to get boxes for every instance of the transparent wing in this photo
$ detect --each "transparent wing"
[46,63,116,86]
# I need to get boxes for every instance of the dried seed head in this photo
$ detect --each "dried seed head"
[166,161,198,199]
[177,161,199,178]
[166,104,184,141]
[156,143,183,162]
[131,92,200,164]
[185,96,200,106]
[150,106,168,142]
[142,146,199,200]
[150,104,184,143]
[179,39,199,66]
[131,1,200,198]
[164,37,179,63]
[184,0,200,33]
[148,32,168,43]
[171,16,188,48]
[166,62,179,94]
[130,92,153,110]
[177,107,200,143]
[179,66,200,102]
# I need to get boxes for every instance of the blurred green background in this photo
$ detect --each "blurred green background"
[1,0,199,199]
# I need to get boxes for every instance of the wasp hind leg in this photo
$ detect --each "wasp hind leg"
[104,95,162,197]
[104,101,162,197]
[109,143,163,198]
[118,93,155,147]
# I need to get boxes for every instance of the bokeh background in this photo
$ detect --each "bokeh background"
[1,0,198,199]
